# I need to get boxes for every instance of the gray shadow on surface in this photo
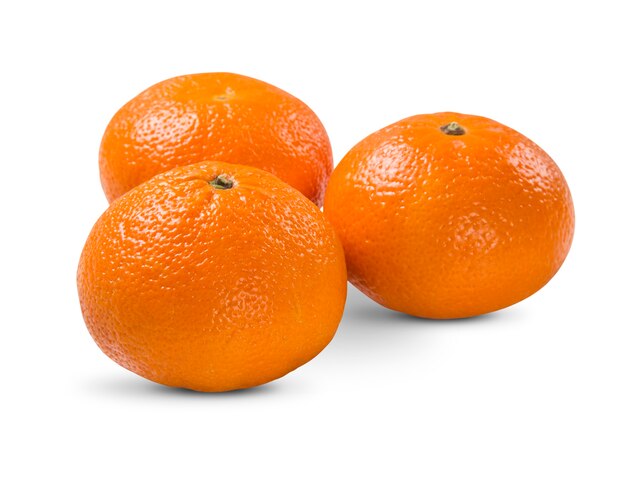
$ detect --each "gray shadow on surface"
[79,372,283,399]
[326,284,516,358]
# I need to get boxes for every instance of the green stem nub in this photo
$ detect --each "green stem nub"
[209,174,234,190]
[440,121,466,136]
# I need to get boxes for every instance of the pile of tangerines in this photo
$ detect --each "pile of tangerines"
[77,73,574,392]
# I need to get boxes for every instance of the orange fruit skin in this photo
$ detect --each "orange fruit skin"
[78,162,347,392]
[323,112,575,319]
[99,72,333,206]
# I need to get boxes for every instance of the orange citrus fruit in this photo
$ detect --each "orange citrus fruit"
[324,112,575,319]
[99,72,333,205]
[78,161,347,392]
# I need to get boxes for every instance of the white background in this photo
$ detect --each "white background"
[1,1,624,485]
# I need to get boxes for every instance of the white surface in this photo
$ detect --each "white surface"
[1,1,624,485]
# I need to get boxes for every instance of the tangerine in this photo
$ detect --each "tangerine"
[78,161,347,391]
[99,72,332,205]
[323,112,574,319]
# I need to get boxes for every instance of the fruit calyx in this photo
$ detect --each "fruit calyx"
[209,174,234,190]
[440,121,466,136]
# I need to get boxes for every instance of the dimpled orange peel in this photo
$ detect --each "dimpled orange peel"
[323,112,574,319]
[78,161,347,392]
